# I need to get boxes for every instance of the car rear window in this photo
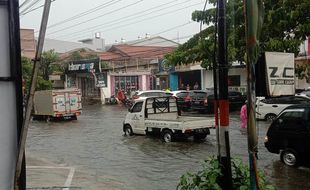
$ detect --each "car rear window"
[191,92,207,98]
[176,92,189,97]
[229,91,241,96]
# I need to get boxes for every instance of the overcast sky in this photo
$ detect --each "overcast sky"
[19,0,212,45]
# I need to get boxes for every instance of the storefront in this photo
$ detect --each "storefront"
[110,72,154,97]
[65,58,102,100]
[170,63,204,90]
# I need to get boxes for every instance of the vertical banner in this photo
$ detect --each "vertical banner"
[265,52,295,96]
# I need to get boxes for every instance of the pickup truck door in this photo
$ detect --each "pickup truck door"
[129,101,145,135]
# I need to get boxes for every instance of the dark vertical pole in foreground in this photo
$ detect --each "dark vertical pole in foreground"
[15,1,52,189]
[213,2,220,158]
[217,0,232,189]
[8,0,26,189]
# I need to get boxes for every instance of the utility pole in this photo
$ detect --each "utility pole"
[217,0,232,189]
[244,0,263,189]
[15,0,52,189]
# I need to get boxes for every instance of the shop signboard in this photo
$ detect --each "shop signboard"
[265,52,295,96]
[96,72,107,88]
[66,58,100,74]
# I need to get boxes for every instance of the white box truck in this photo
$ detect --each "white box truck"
[123,96,214,142]
[33,88,82,120]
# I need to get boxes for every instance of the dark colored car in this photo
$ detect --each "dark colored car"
[264,104,310,167]
[172,91,192,111]
[191,90,245,113]
[190,91,209,113]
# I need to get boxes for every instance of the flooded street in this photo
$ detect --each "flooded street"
[26,104,310,190]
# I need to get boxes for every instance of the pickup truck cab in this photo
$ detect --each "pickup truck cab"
[123,97,214,142]
[265,104,310,167]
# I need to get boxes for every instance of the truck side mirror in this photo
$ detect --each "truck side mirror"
[128,107,132,112]
[278,119,283,124]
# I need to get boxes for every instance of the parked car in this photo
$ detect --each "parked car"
[190,90,209,113]
[130,90,172,102]
[264,104,310,167]
[191,90,245,113]
[171,90,191,111]
[256,96,310,121]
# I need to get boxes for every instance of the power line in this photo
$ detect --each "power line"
[19,0,34,8]
[48,0,121,29]
[21,0,56,15]
[70,1,204,41]
[53,0,181,39]
[66,1,204,41]
[153,21,193,36]
[46,0,145,36]
[20,0,42,15]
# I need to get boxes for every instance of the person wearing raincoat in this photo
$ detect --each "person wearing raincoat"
[240,101,247,129]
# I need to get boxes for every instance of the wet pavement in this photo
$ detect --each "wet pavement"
[26,104,310,190]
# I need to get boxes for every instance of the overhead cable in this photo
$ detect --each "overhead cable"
[52,0,190,39]
[46,0,145,36]
[47,0,121,29]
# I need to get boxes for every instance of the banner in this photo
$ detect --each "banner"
[66,58,100,74]
[265,52,295,96]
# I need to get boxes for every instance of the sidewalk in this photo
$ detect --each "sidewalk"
[26,154,124,190]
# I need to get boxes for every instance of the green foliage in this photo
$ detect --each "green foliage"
[40,49,60,80]
[36,76,53,90]
[165,0,310,78]
[22,54,55,92]
[177,157,275,190]
[22,56,33,92]
[296,62,310,82]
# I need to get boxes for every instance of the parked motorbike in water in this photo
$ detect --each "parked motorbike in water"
[107,95,118,105]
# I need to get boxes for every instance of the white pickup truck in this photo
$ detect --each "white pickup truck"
[123,97,214,142]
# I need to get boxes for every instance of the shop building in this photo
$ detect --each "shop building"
[98,44,175,99]
[64,58,107,101]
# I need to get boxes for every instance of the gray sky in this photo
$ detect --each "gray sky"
[19,0,211,45]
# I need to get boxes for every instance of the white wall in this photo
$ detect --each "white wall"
[203,70,214,90]
[100,74,111,104]
[202,67,247,92]
[142,75,147,90]
[296,78,310,90]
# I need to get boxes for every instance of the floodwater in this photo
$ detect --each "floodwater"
[26,104,310,190]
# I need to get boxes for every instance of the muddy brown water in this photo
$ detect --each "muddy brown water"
[26,104,310,190]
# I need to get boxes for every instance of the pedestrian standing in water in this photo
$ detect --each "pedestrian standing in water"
[240,101,247,129]
[193,82,199,90]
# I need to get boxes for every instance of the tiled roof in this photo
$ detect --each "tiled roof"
[98,44,175,60]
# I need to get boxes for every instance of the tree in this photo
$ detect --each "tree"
[165,0,310,72]
[22,56,53,92]
[40,49,59,80]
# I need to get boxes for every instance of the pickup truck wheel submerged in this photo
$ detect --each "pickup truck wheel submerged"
[193,134,207,141]
[281,149,299,167]
[162,130,174,143]
[124,125,133,136]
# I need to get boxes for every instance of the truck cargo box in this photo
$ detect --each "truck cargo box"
[33,88,82,120]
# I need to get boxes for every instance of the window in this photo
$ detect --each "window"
[290,97,310,104]
[279,111,304,121]
[278,110,307,131]
[132,102,143,112]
